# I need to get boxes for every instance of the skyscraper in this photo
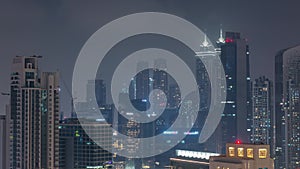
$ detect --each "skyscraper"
[114,91,144,169]
[10,56,60,169]
[153,58,168,95]
[274,49,285,169]
[195,33,223,153]
[86,79,106,106]
[251,76,274,155]
[135,61,150,100]
[168,84,181,108]
[218,32,250,151]
[196,51,211,113]
[275,45,300,169]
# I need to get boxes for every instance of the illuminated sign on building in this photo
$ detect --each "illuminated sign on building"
[184,131,199,135]
[163,131,178,135]
[86,166,103,168]
[176,150,220,160]
[163,131,199,135]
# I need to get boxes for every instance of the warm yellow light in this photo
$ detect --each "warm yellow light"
[247,148,253,158]
[228,147,235,157]
[237,147,244,157]
[259,148,267,158]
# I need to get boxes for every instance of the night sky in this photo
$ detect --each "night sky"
[1,0,300,115]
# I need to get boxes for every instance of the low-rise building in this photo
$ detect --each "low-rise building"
[169,149,220,169]
[210,142,274,169]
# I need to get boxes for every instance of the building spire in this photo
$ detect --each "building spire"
[217,28,225,44]
[201,34,210,47]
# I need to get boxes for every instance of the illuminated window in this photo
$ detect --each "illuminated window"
[259,148,267,158]
[247,148,253,158]
[237,148,244,157]
[228,147,235,157]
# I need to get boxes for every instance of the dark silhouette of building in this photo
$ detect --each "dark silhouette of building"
[59,118,112,169]
[218,32,251,152]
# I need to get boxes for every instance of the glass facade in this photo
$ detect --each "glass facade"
[59,118,112,169]
[275,45,300,169]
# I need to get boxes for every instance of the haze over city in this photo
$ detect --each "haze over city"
[0,1,300,169]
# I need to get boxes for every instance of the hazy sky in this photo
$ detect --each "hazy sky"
[1,0,300,114]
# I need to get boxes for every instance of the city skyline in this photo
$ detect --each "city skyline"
[0,1,299,169]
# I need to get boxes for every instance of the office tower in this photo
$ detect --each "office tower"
[210,142,274,169]
[153,58,168,95]
[251,77,274,154]
[75,79,107,119]
[193,30,226,154]
[86,79,106,106]
[96,79,106,105]
[275,45,300,169]
[195,34,223,153]
[168,84,181,108]
[115,91,145,169]
[196,54,211,113]
[196,33,223,116]
[10,56,60,169]
[135,61,150,100]
[59,118,112,169]
[274,49,285,169]
[0,114,6,169]
[218,32,251,151]
[41,72,60,169]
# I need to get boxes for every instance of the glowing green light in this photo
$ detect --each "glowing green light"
[75,130,80,137]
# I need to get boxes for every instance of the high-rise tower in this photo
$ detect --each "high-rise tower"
[251,76,274,156]
[86,79,106,106]
[153,58,168,94]
[135,61,150,100]
[218,32,251,151]
[275,45,300,169]
[195,32,224,153]
[10,56,60,169]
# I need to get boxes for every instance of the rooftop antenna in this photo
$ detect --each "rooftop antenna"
[217,25,225,44]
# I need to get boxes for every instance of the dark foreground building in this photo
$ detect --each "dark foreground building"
[59,118,112,169]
